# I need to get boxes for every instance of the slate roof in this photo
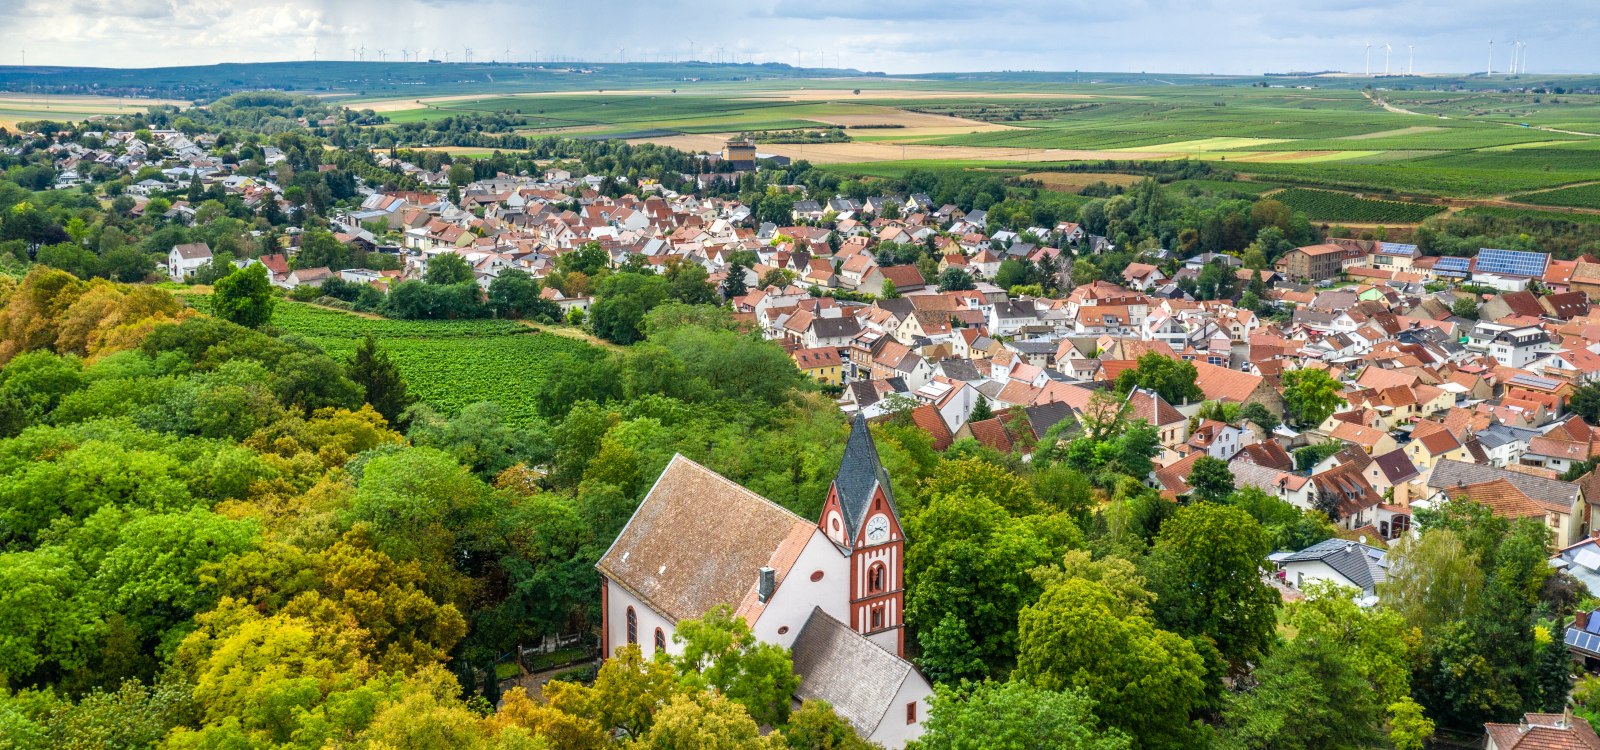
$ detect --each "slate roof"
[1372,449,1420,484]
[597,455,813,623]
[935,358,982,382]
[812,316,863,340]
[1279,538,1389,591]
[1427,459,1581,509]
[1023,401,1074,441]
[790,607,912,736]
[833,415,898,548]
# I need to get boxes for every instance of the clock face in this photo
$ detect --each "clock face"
[865,514,890,544]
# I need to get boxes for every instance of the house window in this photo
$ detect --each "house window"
[654,628,665,653]
[868,563,887,594]
[626,607,637,645]
[870,606,885,630]
[906,702,918,724]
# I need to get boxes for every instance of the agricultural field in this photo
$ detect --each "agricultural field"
[266,302,594,425]
[1020,172,1146,193]
[1509,182,1600,209]
[0,93,187,130]
[1270,188,1446,223]
[352,72,1600,205]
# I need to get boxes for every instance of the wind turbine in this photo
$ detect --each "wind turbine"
[376,48,387,62]
[1487,39,1494,76]
[465,47,474,63]
[350,47,359,62]
[1408,45,1414,75]
[504,48,513,63]
[1364,42,1372,76]
[1384,43,1392,75]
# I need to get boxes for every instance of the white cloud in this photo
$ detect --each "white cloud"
[0,0,1594,73]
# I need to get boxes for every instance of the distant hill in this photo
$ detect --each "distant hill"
[0,61,881,102]
[3,61,1598,103]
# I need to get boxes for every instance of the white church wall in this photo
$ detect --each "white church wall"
[752,531,851,649]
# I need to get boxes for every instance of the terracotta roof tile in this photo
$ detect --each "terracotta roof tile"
[598,455,814,622]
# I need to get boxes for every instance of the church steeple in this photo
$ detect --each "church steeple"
[829,414,898,550]
[819,415,907,656]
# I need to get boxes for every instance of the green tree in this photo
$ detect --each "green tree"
[1186,456,1234,503]
[784,700,876,750]
[1016,577,1207,750]
[1218,635,1383,750]
[557,242,610,276]
[968,397,993,423]
[635,691,777,750]
[880,279,901,300]
[905,491,1073,683]
[993,259,1036,290]
[910,681,1129,750]
[665,261,717,305]
[1144,502,1279,667]
[294,227,348,270]
[723,263,750,299]
[672,605,801,727]
[488,269,557,321]
[211,263,276,329]
[1570,382,1600,424]
[1379,529,1484,635]
[425,253,475,285]
[1280,368,1343,428]
[1451,296,1480,320]
[346,333,415,426]
[937,267,975,292]
[1113,353,1203,406]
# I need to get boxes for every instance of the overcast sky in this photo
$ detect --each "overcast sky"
[2,0,1596,75]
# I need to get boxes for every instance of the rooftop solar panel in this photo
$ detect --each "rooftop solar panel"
[1475,247,1549,278]
[1380,242,1418,255]
[1567,627,1600,655]
[1433,256,1470,271]
[1510,374,1561,389]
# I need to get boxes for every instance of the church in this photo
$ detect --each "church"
[597,415,932,748]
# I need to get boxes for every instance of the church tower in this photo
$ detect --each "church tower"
[818,415,906,656]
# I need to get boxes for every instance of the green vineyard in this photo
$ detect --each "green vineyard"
[1514,183,1600,210]
[183,300,596,425]
[1271,188,1446,223]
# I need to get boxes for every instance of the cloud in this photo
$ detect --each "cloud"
[0,0,1594,73]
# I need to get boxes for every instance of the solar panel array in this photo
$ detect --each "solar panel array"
[1568,627,1600,655]
[1379,242,1418,256]
[1475,247,1549,278]
[1510,373,1561,390]
[1433,256,1470,277]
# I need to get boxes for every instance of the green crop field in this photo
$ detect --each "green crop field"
[267,302,594,425]
[1510,182,1600,209]
[1270,188,1445,223]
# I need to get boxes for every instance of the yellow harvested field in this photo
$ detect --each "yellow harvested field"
[1337,125,1447,140]
[0,93,188,129]
[627,133,1177,164]
[1022,172,1146,192]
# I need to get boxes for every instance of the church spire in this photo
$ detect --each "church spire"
[831,414,897,546]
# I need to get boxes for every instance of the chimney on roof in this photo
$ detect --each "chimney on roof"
[757,567,776,604]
